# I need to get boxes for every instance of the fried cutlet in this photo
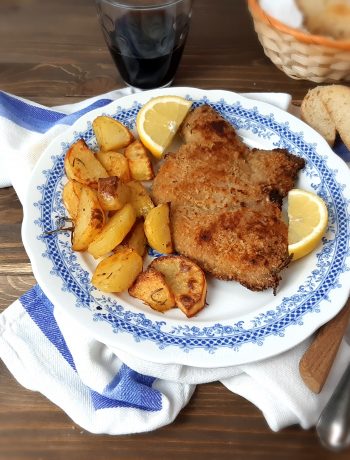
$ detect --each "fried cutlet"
[152,105,305,292]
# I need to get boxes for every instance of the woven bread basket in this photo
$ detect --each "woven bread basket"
[248,0,350,83]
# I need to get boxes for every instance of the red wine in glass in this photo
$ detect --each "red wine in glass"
[98,3,192,89]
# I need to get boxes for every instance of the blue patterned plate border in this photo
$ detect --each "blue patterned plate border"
[22,88,350,367]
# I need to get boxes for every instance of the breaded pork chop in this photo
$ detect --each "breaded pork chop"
[152,105,305,292]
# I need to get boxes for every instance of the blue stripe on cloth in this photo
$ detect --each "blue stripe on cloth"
[53,98,113,128]
[91,365,162,411]
[0,91,113,134]
[19,285,162,412]
[20,285,76,370]
[0,92,65,133]
[334,139,350,163]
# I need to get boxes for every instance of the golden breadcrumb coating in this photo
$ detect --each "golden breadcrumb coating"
[152,105,305,292]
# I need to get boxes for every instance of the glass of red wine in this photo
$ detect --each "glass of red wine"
[95,0,192,90]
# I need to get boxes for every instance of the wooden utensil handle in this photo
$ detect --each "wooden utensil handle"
[299,299,350,394]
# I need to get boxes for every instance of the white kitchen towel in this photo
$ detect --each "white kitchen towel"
[0,88,349,435]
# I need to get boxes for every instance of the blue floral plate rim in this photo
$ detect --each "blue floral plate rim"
[22,87,350,367]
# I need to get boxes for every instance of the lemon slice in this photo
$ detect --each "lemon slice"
[136,95,192,158]
[288,188,328,261]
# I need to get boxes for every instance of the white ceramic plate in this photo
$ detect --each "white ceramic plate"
[22,87,350,367]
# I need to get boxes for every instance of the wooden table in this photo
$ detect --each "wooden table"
[0,1,349,458]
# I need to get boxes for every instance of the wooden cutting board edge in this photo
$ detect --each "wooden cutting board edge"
[299,298,350,394]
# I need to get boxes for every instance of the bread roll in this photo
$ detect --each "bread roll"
[297,0,350,40]
[300,87,336,146]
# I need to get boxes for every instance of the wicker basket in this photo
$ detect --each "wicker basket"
[248,0,350,83]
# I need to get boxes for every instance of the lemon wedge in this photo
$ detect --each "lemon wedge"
[288,188,328,261]
[136,95,192,158]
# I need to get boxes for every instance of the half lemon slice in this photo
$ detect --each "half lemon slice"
[288,188,328,261]
[136,95,192,159]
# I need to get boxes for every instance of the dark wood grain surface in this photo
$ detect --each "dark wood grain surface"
[0,0,349,459]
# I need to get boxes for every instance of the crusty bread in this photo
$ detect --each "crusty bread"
[301,84,350,150]
[320,85,350,150]
[300,87,336,146]
[297,0,350,40]
[297,0,324,24]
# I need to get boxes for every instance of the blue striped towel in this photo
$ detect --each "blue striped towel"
[0,89,349,435]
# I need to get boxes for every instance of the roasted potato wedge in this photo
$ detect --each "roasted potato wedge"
[144,203,173,254]
[96,150,131,182]
[150,256,207,318]
[125,140,154,181]
[121,220,147,257]
[88,203,136,259]
[72,185,105,251]
[97,176,130,211]
[93,116,134,152]
[62,180,83,219]
[92,247,142,293]
[128,267,176,312]
[64,139,108,188]
[127,180,154,218]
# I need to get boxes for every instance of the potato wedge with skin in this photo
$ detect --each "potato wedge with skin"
[62,180,83,219]
[121,220,147,257]
[88,203,136,259]
[150,255,207,318]
[64,139,109,188]
[128,267,176,312]
[125,140,154,181]
[93,116,134,152]
[144,203,173,254]
[92,247,142,293]
[72,185,105,251]
[97,176,130,212]
[96,151,131,182]
[127,180,154,218]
